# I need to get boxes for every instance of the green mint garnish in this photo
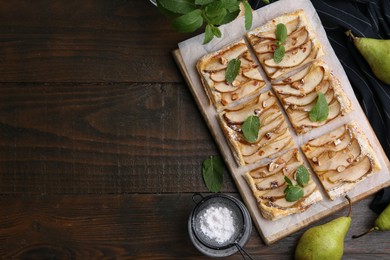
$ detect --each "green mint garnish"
[273,23,287,63]
[309,92,329,122]
[243,0,253,31]
[273,45,285,63]
[204,24,222,44]
[171,9,203,33]
[202,156,225,192]
[242,115,260,143]
[225,58,241,84]
[157,0,258,44]
[276,23,287,44]
[284,184,304,202]
[284,166,310,202]
[296,165,310,186]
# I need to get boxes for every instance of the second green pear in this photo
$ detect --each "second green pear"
[353,202,390,238]
[347,30,390,84]
[295,197,352,260]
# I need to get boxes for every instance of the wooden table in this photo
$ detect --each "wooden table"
[0,1,388,259]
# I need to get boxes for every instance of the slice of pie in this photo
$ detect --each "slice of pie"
[218,91,294,166]
[301,121,381,200]
[246,9,323,82]
[245,148,323,221]
[197,39,266,110]
[272,60,352,134]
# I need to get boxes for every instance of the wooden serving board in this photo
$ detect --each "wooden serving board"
[173,0,390,245]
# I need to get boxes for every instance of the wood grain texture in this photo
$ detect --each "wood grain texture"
[0,194,388,259]
[0,82,238,194]
[0,0,192,83]
[0,0,388,258]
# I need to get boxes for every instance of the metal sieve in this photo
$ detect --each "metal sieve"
[188,193,253,259]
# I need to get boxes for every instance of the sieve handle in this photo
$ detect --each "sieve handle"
[192,193,204,204]
[235,243,254,260]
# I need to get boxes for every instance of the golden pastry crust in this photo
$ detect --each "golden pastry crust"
[218,91,294,166]
[196,39,266,111]
[244,149,323,221]
[246,9,323,82]
[301,121,381,200]
[272,60,353,134]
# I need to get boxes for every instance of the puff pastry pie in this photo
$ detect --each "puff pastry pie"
[247,9,323,82]
[301,121,381,200]
[245,148,323,220]
[218,91,294,166]
[272,61,352,134]
[197,39,266,110]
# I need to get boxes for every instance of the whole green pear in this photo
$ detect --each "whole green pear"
[352,202,390,239]
[346,30,390,85]
[375,203,390,231]
[295,196,352,260]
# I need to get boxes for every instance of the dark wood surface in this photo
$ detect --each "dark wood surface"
[0,1,388,259]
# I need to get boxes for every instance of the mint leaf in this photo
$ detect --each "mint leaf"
[221,0,240,12]
[243,0,253,30]
[296,165,310,186]
[202,156,225,192]
[211,24,222,37]
[309,92,329,122]
[284,185,304,202]
[263,0,270,3]
[203,24,221,44]
[156,1,180,18]
[225,58,241,83]
[157,0,197,15]
[204,24,214,44]
[284,176,293,186]
[205,1,224,17]
[273,23,287,62]
[220,9,240,25]
[172,9,203,33]
[205,2,227,25]
[242,115,260,143]
[276,23,287,43]
[273,45,285,63]
[195,0,215,5]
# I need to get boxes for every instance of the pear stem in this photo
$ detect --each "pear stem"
[345,195,352,218]
[352,227,379,239]
[345,30,356,41]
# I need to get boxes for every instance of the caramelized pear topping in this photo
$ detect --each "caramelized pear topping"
[302,122,380,200]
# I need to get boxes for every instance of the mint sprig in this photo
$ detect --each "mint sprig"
[273,23,287,63]
[156,0,265,44]
[202,156,225,192]
[284,165,310,202]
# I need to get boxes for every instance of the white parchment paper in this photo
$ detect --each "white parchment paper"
[177,0,390,244]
